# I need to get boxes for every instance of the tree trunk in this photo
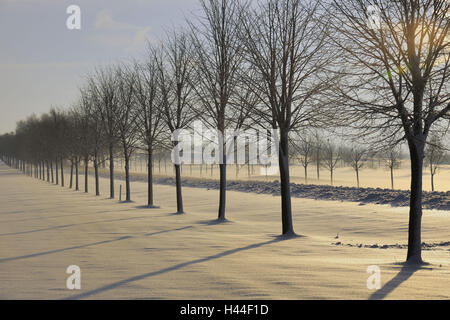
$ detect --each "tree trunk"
[174,164,183,213]
[316,155,320,180]
[69,159,73,188]
[50,161,54,183]
[148,149,154,207]
[430,164,435,192]
[47,160,50,182]
[390,166,394,190]
[124,151,131,202]
[55,157,59,185]
[278,130,295,236]
[406,139,424,264]
[304,165,308,184]
[109,144,115,199]
[75,157,79,191]
[46,160,50,182]
[60,157,64,187]
[356,168,359,188]
[84,156,89,193]
[218,163,227,220]
[94,154,99,196]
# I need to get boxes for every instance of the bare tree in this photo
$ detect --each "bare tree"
[92,67,119,199]
[71,103,93,193]
[81,83,106,196]
[133,59,165,208]
[240,0,330,235]
[115,65,140,202]
[189,0,245,221]
[425,135,446,191]
[291,132,314,183]
[153,31,197,214]
[328,0,450,263]
[312,131,324,180]
[384,146,402,190]
[322,140,341,186]
[343,146,368,188]
[48,108,64,186]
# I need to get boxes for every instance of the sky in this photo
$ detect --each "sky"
[0,0,199,134]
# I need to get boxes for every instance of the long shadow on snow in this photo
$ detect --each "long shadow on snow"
[369,263,428,300]
[0,226,193,264]
[66,236,294,299]
[0,216,149,237]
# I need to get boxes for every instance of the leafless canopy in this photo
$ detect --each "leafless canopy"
[327,0,450,145]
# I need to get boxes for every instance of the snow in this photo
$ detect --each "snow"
[96,166,450,210]
[0,161,449,299]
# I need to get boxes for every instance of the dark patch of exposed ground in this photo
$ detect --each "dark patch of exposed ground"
[332,241,450,250]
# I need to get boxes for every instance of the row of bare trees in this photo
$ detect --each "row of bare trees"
[290,132,448,189]
[0,0,449,264]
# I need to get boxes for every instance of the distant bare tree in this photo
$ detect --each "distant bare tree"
[425,135,446,191]
[81,83,106,196]
[322,140,341,186]
[92,67,119,199]
[384,146,402,190]
[115,65,140,202]
[291,133,314,184]
[312,131,324,180]
[48,108,64,186]
[71,101,93,193]
[67,108,85,191]
[344,147,368,188]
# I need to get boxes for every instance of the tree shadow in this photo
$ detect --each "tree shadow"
[1,211,105,224]
[143,226,193,237]
[0,235,133,264]
[0,216,148,237]
[271,232,304,240]
[134,205,161,210]
[167,211,186,216]
[66,236,296,299]
[369,262,430,300]
[0,226,194,264]
[195,218,233,226]
[118,200,135,204]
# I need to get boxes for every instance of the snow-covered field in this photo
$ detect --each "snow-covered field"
[0,161,449,299]
[118,158,450,192]
[100,171,450,211]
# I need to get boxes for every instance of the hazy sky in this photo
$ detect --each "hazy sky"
[0,0,199,134]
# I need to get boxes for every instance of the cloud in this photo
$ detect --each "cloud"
[94,9,140,32]
[90,9,151,54]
